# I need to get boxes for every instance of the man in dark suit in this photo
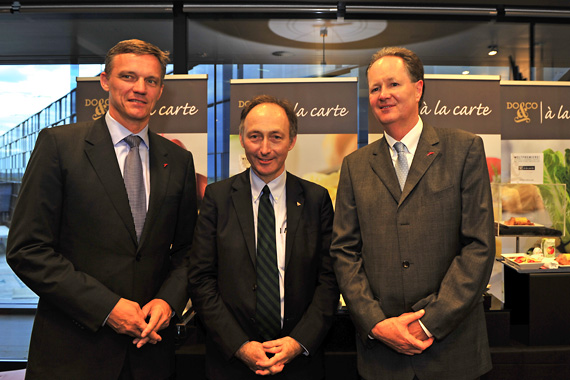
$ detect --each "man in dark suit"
[331,47,495,380]
[7,39,197,379]
[188,95,339,379]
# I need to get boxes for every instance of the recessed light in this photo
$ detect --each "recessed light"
[272,51,294,57]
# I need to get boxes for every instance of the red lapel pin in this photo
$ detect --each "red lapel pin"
[163,163,168,168]
[427,152,435,156]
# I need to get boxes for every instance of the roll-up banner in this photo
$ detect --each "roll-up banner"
[368,74,501,134]
[500,81,570,253]
[229,77,358,205]
[369,74,502,184]
[500,81,570,140]
[76,75,209,199]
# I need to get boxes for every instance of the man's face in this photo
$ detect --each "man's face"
[100,53,163,133]
[239,103,296,183]
[368,55,423,132]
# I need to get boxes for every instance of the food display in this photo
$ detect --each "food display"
[501,253,544,269]
[512,256,541,264]
[555,254,570,266]
[504,216,534,226]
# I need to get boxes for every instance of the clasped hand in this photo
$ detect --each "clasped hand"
[106,298,173,348]
[236,337,303,376]
[370,309,434,355]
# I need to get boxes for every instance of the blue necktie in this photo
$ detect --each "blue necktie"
[255,185,280,341]
[394,142,409,191]
[123,135,146,241]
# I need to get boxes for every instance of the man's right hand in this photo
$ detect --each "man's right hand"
[106,298,162,344]
[370,309,434,355]
[235,341,277,376]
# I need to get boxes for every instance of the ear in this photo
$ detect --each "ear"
[157,83,164,100]
[100,72,110,92]
[415,80,424,103]
[288,135,297,151]
[239,133,245,149]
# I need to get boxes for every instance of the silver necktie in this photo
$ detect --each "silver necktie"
[123,135,146,241]
[394,141,409,191]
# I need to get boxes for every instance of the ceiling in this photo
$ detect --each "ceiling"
[1,1,570,80]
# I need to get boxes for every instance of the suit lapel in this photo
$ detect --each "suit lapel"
[400,124,440,204]
[284,173,303,270]
[84,119,137,243]
[369,137,401,203]
[139,132,170,247]
[231,170,257,265]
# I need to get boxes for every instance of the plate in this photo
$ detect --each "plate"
[501,253,544,269]
[499,222,544,227]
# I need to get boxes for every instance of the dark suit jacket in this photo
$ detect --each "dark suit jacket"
[331,124,495,380]
[188,169,339,379]
[7,118,197,380]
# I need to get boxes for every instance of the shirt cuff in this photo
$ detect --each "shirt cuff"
[294,339,310,356]
[418,319,433,338]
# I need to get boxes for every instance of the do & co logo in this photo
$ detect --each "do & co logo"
[506,101,538,124]
[84,98,109,120]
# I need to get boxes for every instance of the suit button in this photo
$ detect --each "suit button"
[402,261,410,268]
[252,284,257,291]
[136,254,142,261]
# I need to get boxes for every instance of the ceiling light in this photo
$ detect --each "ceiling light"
[462,70,470,75]
[272,51,294,57]
[488,45,498,56]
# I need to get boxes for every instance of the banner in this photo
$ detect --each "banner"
[500,81,570,140]
[76,74,209,199]
[230,78,358,135]
[76,74,208,133]
[229,78,359,206]
[368,75,501,135]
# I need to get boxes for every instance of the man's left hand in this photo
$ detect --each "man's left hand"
[408,319,430,341]
[256,336,303,375]
[133,299,172,348]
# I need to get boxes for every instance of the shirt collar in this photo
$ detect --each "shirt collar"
[384,117,423,156]
[106,112,150,149]
[250,169,287,203]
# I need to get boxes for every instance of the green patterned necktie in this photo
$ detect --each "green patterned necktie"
[255,185,281,341]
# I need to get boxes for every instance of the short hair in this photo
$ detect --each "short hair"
[238,94,298,139]
[104,39,170,81]
[367,46,425,107]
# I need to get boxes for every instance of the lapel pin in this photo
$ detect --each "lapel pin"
[427,152,435,156]
[163,163,168,168]
[297,202,301,206]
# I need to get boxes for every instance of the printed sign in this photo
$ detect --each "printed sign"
[510,153,544,184]
[76,75,208,133]
[369,75,501,134]
[500,81,570,140]
[230,78,358,135]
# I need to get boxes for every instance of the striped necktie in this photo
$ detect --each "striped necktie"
[255,185,280,341]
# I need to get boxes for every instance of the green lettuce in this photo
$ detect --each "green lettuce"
[541,148,570,252]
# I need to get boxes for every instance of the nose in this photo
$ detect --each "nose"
[260,138,271,155]
[133,78,147,93]
[378,87,390,100]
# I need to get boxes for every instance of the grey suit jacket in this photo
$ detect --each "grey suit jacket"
[7,118,197,380]
[331,124,494,380]
[188,169,339,380]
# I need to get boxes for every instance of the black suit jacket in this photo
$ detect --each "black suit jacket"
[7,118,197,380]
[188,169,339,379]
